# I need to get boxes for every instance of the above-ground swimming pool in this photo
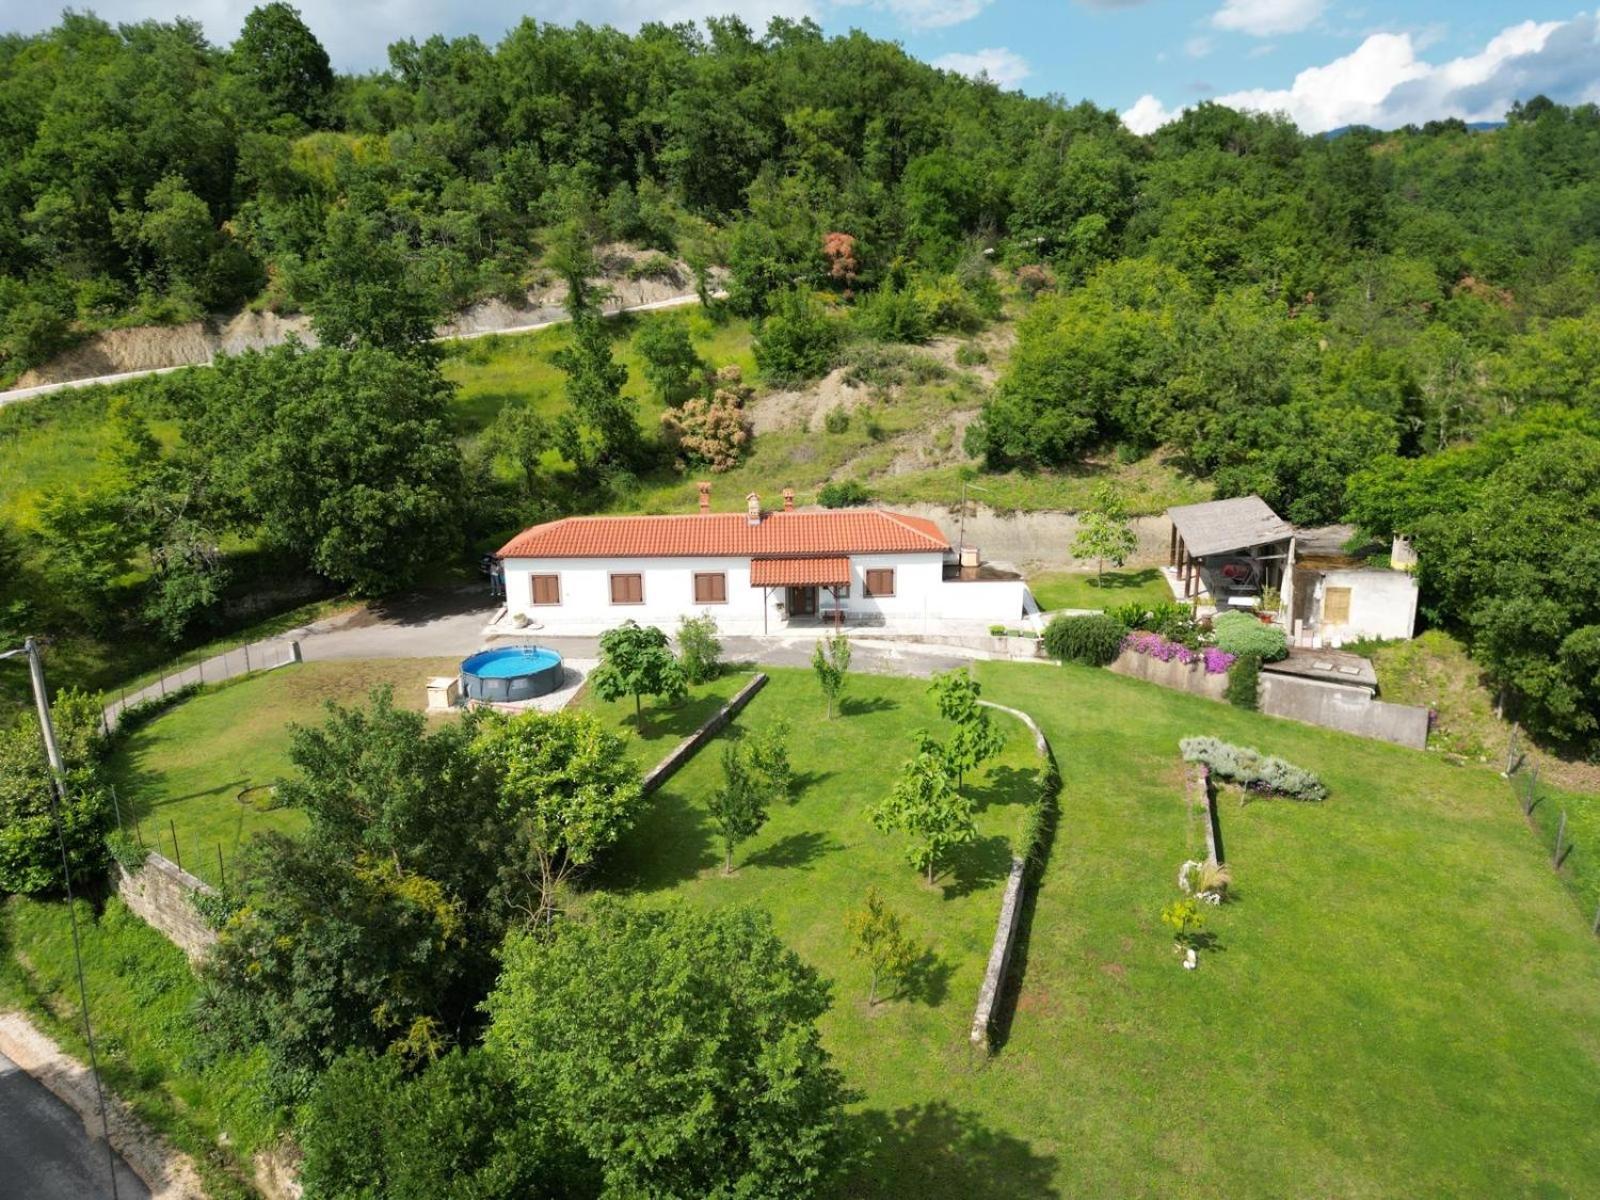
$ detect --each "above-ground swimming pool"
[460,645,566,702]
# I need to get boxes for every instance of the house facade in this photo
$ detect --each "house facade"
[496,491,1033,636]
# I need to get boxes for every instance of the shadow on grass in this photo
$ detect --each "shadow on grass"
[839,695,898,718]
[595,785,719,892]
[744,830,842,871]
[631,686,748,744]
[1083,567,1164,591]
[847,1102,1058,1199]
[941,835,1012,900]
[901,948,955,1006]
[968,764,1038,813]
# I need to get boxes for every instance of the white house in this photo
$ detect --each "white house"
[495,489,1034,636]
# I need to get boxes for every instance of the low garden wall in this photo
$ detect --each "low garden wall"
[1107,648,1229,702]
[970,700,1061,1053]
[1258,674,1429,750]
[115,854,218,962]
[641,673,769,794]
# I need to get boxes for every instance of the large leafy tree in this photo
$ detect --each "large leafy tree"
[484,899,856,1198]
[231,3,333,125]
[589,621,687,727]
[182,343,464,594]
[552,313,640,470]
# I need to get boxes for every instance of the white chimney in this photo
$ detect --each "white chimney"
[746,492,761,525]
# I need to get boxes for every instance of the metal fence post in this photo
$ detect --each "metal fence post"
[217,844,226,890]
[244,642,251,673]
[1552,810,1567,869]
[110,786,123,833]
[169,818,182,871]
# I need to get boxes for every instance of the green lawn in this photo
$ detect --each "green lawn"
[1027,566,1174,612]
[0,895,275,1199]
[107,658,460,885]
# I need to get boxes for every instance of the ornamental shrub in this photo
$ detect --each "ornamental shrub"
[1179,736,1327,801]
[1225,654,1261,710]
[818,480,870,508]
[1044,614,1125,666]
[1212,611,1288,662]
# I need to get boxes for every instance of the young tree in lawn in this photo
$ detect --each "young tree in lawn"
[675,612,722,684]
[745,719,794,804]
[1072,481,1138,587]
[707,743,769,873]
[590,621,688,730]
[811,632,851,719]
[471,709,646,924]
[484,899,855,1198]
[871,732,976,885]
[844,887,916,1005]
[929,668,1005,792]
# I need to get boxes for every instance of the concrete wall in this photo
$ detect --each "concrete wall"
[1107,649,1230,702]
[115,854,218,961]
[641,673,768,794]
[890,504,1173,570]
[1259,674,1430,749]
[1306,567,1419,642]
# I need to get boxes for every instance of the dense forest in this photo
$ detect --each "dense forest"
[1,6,1598,750]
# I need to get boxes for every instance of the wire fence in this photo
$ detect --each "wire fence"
[101,637,301,734]
[1505,727,1600,935]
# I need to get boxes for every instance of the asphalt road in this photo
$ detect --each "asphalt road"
[0,1051,148,1200]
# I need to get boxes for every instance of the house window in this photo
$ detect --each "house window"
[693,572,727,604]
[1323,586,1352,626]
[529,574,560,606]
[609,573,645,605]
[864,568,896,598]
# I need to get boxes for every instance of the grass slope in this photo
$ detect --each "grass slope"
[1027,567,1173,612]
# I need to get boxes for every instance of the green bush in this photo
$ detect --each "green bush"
[1225,654,1261,711]
[818,480,870,508]
[852,284,929,344]
[823,406,850,434]
[1212,611,1288,662]
[1043,614,1126,666]
[753,288,841,383]
[677,613,723,684]
[1180,736,1327,801]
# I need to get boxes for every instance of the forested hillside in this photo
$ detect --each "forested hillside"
[2,6,1599,749]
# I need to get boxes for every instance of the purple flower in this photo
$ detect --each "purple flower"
[1202,647,1236,675]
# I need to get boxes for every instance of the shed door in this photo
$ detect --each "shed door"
[1323,586,1352,626]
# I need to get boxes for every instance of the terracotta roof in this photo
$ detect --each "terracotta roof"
[749,556,852,587]
[498,510,950,560]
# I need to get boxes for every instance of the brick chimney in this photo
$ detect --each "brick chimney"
[698,481,711,514]
[746,492,761,525]
[782,487,795,512]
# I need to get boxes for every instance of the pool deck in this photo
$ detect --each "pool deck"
[459,660,595,714]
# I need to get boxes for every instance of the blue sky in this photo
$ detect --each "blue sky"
[5,1,1599,133]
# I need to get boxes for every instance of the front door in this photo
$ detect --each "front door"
[787,586,818,617]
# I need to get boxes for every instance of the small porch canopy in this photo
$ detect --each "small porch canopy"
[1167,496,1295,604]
[749,556,851,587]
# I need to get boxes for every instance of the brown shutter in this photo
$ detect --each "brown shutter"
[864,568,895,598]
[610,573,644,604]
[530,575,560,605]
[1323,586,1352,625]
[694,573,726,603]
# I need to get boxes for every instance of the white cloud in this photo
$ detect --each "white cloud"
[1125,11,1600,135]
[1212,0,1324,38]
[932,47,1031,88]
[1122,93,1184,135]
[834,0,992,31]
[1185,36,1215,59]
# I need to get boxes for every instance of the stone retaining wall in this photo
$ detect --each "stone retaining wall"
[1107,648,1230,702]
[1259,673,1430,749]
[115,854,218,962]
[641,673,769,794]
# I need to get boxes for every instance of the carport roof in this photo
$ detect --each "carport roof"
[1168,496,1295,558]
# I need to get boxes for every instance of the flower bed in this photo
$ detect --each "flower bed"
[1122,632,1236,675]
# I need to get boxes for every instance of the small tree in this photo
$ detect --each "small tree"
[844,887,916,1005]
[1072,482,1138,587]
[708,743,769,874]
[745,719,794,805]
[636,317,707,406]
[591,621,688,729]
[929,669,1004,791]
[871,733,975,885]
[676,613,723,684]
[811,633,852,719]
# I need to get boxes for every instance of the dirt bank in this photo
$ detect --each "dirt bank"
[886,502,1172,572]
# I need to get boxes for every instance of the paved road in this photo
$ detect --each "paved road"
[0,292,705,408]
[0,1051,148,1200]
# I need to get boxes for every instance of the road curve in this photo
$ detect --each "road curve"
[0,1050,149,1200]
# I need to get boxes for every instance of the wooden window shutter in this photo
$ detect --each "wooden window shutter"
[694,573,726,603]
[530,575,560,605]
[610,573,644,604]
[1323,586,1352,625]
[864,569,895,598]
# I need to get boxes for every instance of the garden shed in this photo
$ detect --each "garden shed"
[1166,496,1297,611]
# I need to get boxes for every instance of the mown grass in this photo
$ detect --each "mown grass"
[106,658,460,885]
[0,895,278,1199]
[1027,567,1174,612]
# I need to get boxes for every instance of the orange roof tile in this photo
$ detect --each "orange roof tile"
[749,556,852,586]
[497,509,950,560]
